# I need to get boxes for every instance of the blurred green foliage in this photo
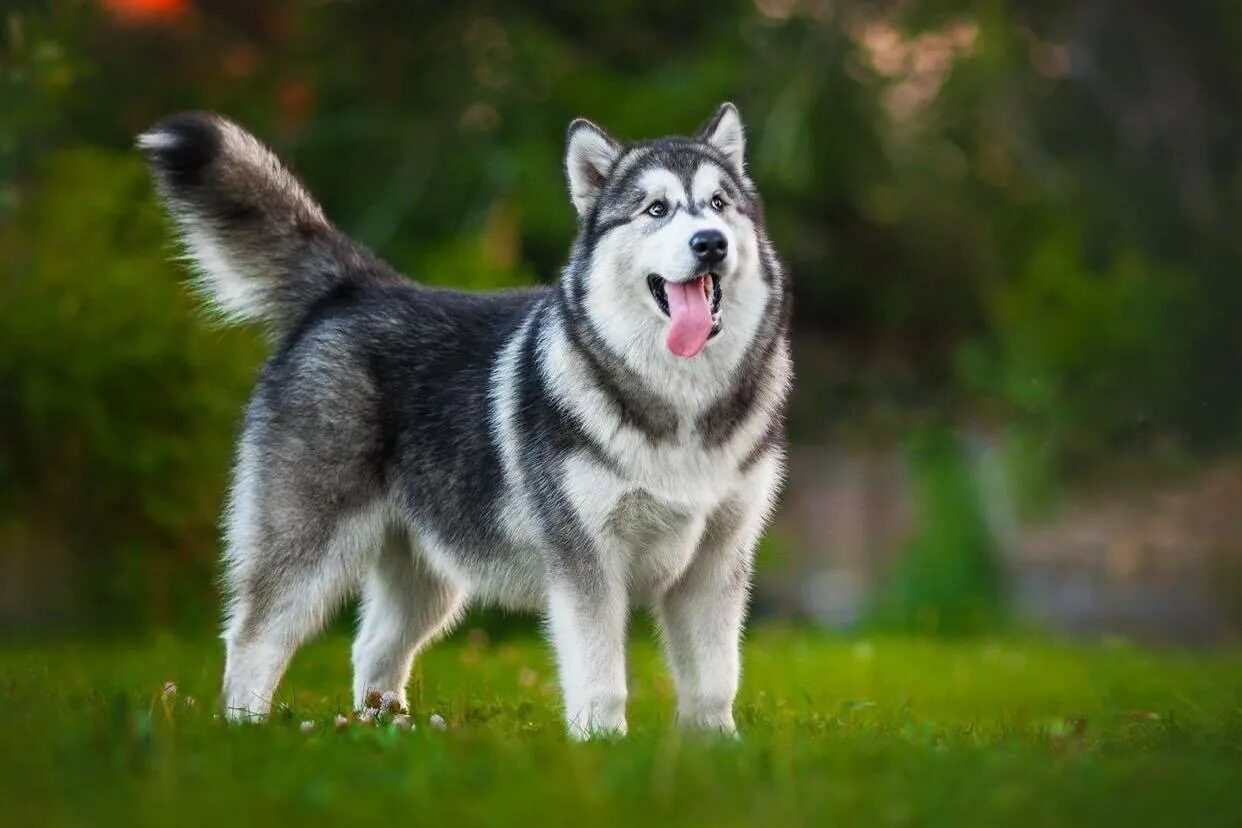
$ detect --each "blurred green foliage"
[865,427,1004,635]
[0,148,263,627]
[1,1,1240,630]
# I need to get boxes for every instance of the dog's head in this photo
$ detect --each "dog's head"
[562,103,777,363]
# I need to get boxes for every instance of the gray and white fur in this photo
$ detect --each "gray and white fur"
[138,103,792,738]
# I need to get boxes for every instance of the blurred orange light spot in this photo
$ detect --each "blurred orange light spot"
[102,0,189,22]
[277,80,316,128]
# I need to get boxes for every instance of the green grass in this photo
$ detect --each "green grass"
[2,629,1240,827]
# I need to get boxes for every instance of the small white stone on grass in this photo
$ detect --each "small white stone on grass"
[300,720,316,733]
[429,713,447,731]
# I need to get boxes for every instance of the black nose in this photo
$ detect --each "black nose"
[689,230,728,266]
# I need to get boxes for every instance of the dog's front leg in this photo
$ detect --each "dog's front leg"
[657,547,750,735]
[657,485,777,735]
[545,572,628,740]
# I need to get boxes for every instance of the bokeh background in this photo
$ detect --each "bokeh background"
[2,0,1240,643]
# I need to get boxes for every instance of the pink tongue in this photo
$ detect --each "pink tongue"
[665,276,713,358]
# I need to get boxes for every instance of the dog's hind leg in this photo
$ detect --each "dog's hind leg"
[220,451,384,721]
[351,528,465,711]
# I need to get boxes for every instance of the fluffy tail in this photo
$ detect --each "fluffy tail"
[138,112,393,333]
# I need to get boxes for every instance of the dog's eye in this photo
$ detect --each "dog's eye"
[645,199,668,218]
[710,193,726,212]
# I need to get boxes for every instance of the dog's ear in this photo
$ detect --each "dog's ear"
[565,119,621,218]
[699,102,746,171]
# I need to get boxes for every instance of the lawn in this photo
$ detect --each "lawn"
[2,628,1240,826]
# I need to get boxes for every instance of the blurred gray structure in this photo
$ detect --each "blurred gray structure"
[762,439,1242,644]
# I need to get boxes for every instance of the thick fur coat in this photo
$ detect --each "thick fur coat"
[139,103,791,737]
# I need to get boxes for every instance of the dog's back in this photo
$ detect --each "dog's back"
[142,112,551,593]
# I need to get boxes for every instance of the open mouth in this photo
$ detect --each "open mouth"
[647,273,723,334]
[646,272,723,358]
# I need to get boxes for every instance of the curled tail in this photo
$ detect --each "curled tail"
[138,112,395,333]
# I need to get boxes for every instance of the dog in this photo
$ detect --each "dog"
[139,103,791,738]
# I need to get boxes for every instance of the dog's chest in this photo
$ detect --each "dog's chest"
[603,489,703,599]
[613,425,751,508]
[560,443,734,598]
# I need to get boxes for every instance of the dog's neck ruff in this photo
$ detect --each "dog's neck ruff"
[545,256,789,453]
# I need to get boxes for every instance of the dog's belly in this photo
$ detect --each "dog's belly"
[412,521,548,612]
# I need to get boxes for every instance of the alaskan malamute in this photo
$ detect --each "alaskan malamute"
[139,103,791,737]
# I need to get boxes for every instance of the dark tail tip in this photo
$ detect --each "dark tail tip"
[137,112,222,188]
